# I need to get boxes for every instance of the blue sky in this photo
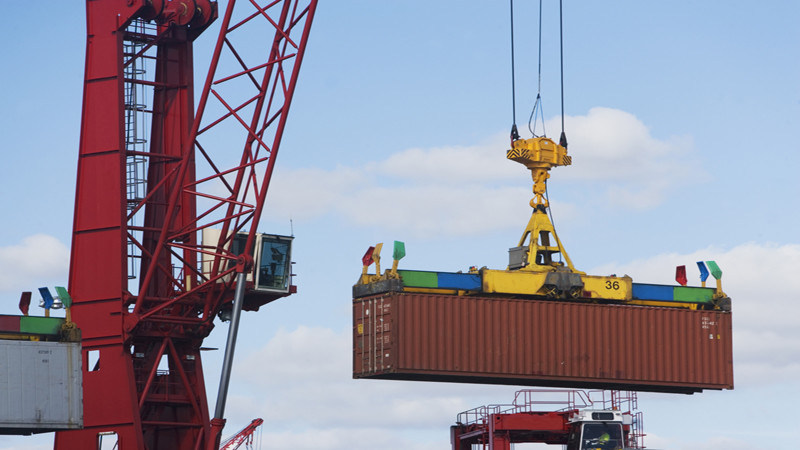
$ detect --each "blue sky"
[0,1,798,449]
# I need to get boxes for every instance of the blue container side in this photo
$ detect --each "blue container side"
[437,272,482,291]
[631,283,675,301]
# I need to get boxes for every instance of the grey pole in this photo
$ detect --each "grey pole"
[213,271,248,421]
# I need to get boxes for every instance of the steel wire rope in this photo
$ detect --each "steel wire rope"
[510,0,520,140]
[544,180,563,265]
[549,0,567,264]
[558,0,568,148]
[528,0,546,138]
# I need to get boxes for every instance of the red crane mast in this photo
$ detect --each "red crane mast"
[55,1,317,449]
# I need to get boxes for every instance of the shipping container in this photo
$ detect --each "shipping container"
[0,340,82,434]
[353,293,733,394]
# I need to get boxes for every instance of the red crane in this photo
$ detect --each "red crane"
[54,1,317,449]
[219,418,263,450]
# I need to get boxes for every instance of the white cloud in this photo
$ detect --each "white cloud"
[560,108,693,179]
[231,325,489,431]
[652,435,770,450]
[264,166,368,220]
[337,184,528,238]
[556,107,704,208]
[371,138,517,183]
[0,234,69,295]
[0,441,52,450]
[255,427,446,450]
[266,107,705,235]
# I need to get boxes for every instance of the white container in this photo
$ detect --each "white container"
[0,340,82,434]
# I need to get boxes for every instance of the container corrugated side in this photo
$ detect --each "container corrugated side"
[353,293,733,394]
[0,340,83,434]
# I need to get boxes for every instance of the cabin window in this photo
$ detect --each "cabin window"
[581,423,624,450]
[256,236,292,292]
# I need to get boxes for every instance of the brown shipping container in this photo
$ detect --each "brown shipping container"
[353,293,733,394]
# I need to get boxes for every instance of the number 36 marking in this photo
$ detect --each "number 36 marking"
[605,280,620,290]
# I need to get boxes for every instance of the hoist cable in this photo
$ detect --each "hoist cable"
[528,0,546,138]
[558,0,568,148]
[528,94,545,138]
[509,0,520,140]
[537,0,543,95]
[544,180,563,264]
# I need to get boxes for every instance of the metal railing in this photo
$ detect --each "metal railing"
[456,388,645,449]
[123,18,155,281]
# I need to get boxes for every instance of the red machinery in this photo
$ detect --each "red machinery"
[219,419,263,450]
[55,1,317,449]
[451,390,644,450]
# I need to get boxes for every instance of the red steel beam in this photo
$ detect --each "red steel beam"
[58,1,317,449]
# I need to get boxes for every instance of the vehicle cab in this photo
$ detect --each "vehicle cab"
[566,410,631,450]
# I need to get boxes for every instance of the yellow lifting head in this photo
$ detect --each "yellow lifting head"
[507,137,571,208]
[507,136,571,170]
[503,136,580,277]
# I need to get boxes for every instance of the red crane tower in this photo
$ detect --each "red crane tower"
[54,1,317,449]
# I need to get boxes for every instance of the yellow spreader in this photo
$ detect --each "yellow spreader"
[482,136,632,301]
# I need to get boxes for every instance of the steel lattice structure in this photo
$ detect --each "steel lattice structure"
[219,418,263,450]
[55,1,317,449]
